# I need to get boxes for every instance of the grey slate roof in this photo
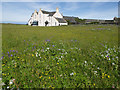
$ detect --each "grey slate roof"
[41,10,56,16]
[55,18,67,23]
[63,16,77,23]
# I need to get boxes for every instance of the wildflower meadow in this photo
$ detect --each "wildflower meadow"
[1,24,119,88]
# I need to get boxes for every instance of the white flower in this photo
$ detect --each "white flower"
[9,81,13,85]
[97,67,100,69]
[38,60,40,62]
[85,61,87,64]
[58,49,61,50]
[39,54,40,56]
[7,86,9,89]
[94,71,97,74]
[108,58,110,60]
[116,56,118,59]
[91,62,93,64]
[61,56,64,58]
[101,54,104,57]
[73,59,75,61]
[65,52,67,54]
[112,63,115,65]
[36,54,38,57]
[47,47,49,50]
[59,58,61,60]
[70,72,74,76]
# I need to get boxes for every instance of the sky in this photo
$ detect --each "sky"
[1,2,119,24]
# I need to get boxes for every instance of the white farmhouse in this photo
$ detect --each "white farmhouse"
[28,8,68,26]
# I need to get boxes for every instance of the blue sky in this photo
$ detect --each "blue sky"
[1,2,118,24]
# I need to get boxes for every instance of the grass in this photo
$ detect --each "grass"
[1,24,119,88]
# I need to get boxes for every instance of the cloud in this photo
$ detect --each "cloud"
[1,0,120,2]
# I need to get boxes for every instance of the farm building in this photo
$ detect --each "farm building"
[28,8,68,26]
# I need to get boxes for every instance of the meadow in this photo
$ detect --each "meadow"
[1,24,119,88]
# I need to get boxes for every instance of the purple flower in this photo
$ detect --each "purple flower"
[46,40,50,42]
[107,56,109,57]
[34,46,36,48]
[10,50,12,52]
[30,80,32,83]
[8,52,9,54]
[52,45,55,47]
[24,40,25,42]
[16,51,18,53]
[13,50,15,52]
[75,40,77,42]
[2,56,3,59]
[11,54,13,57]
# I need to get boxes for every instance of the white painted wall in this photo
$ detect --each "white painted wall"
[28,9,68,26]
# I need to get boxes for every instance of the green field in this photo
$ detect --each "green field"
[1,24,119,88]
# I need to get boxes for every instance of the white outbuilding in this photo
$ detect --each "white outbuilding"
[28,8,68,26]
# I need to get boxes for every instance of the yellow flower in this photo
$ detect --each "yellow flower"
[102,76,104,79]
[39,76,42,79]
[102,73,104,75]
[2,64,5,66]
[18,57,19,58]
[108,75,110,78]
[93,83,95,86]
[49,77,50,79]
[105,74,107,76]
[45,73,48,75]
[74,73,76,75]
[42,72,43,74]
[22,59,24,61]
[32,54,34,57]
[8,67,9,68]
[57,63,59,64]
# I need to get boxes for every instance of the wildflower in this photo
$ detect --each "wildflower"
[97,67,99,69]
[108,75,110,78]
[11,54,13,57]
[47,47,49,50]
[112,63,115,65]
[94,71,97,74]
[102,76,104,78]
[18,57,19,59]
[52,45,55,47]
[108,58,110,60]
[65,52,67,54]
[39,76,42,79]
[93,83,95,86]
[32,54,34,57]
[57,63,59,64]
[7,86,9,89]
[9,80,13,85]
[39,54,40,56]
[49,77,50,79]
[30,80,32,83]
[105,74,107,76]
[70,72,74,76]
[85,61,87,64]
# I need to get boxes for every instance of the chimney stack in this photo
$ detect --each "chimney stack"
[34,9,37,13]
[56,7,59,12]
